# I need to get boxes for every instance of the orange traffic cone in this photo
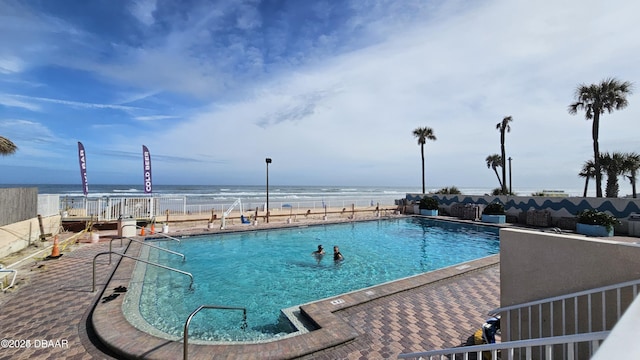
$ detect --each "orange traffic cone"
[150,223,155,234]
[48,235,62,259]
[140,226,146,236]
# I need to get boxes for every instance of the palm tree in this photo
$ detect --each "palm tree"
[600,152,625,198]
[496,116,513,194]
[568,78,634,197]
[578,160,597,197]
[412,127,437,194]
[0,136,17,155]
[622,152,640,198]
[485,154,504,190]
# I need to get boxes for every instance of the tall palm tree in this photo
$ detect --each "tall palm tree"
[485,154,504,190]
[412,127,437,194]
[568,78,634,197]
[578,160,597,197]
[600,152,625,198]
[0,136,17,155]
[622,152,640,198]
[496,116,513,194]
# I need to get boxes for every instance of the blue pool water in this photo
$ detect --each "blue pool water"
[136,218,499,342]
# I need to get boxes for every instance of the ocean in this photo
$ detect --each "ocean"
[20,184,420,208]
[0,183,587,207]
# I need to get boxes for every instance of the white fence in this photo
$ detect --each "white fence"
[37,194,60,217]
[59,196,398,221]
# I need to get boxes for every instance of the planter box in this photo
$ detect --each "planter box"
[526,210,551,227]
[482,214,506,224]
[576,223,613,237]
[420,209,438,216]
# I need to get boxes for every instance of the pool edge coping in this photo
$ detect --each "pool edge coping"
[91,219,501,359]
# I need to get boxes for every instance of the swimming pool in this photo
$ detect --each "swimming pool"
[130,218,499,342]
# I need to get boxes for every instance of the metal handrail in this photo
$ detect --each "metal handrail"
[183,305,247,360]
[398,330,610,359]
[1,269,17,292]
[92,251,193,292]
[108,237,185,264]
[108,237,125,264]
[128,237,185,261]
[148,230,182,243]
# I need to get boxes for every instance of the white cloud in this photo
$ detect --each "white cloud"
[8,94,141,111]
[0,55,25,74]
[134,115,180,122]
[118,0,639,190]
[1,0,639,194]
[0,94,41,111]
[130,0,157,26]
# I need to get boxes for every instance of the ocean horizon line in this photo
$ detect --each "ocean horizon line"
[0,183,590,197]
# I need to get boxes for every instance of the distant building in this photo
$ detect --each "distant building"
[541,190,569,197]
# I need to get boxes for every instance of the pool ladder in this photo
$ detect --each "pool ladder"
[109,236,186,264]
[92,251,194,292]
[183,305,247,360]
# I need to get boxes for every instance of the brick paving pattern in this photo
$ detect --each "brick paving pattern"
[300,266,500,360]
[0,241,121,360]
[1,236,500,360]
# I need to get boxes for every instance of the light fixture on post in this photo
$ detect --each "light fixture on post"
[508,157,513,195]
[265,158,272,223]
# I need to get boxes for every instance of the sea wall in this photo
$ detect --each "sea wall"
[406,194,640,234]
[0,215,61,261]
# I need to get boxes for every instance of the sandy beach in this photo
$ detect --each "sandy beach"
[156,203,401,231]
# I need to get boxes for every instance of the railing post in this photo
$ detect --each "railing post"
[183,197,187,216]
[107,197,112,221]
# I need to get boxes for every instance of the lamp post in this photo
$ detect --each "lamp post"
[508,157,512,195]
[265,158,272,223]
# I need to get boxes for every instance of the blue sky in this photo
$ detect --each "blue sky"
[1,0,639,195]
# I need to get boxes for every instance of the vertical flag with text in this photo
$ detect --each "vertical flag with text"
[78,142,89,196]
[143,145,152,194]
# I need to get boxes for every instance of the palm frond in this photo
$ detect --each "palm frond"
[0,136,18,155]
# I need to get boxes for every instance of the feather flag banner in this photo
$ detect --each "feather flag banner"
[143,145,152,194]
[78,142,89,196]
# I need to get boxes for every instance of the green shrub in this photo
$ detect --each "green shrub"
[483,202,505,215]
[419,196,439,210]
[577,209,620,232]
[435,186,462,195]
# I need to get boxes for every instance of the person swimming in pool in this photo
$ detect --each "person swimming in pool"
[311,244,325,264]
[333,246,344,261]
[312,245,325,255]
